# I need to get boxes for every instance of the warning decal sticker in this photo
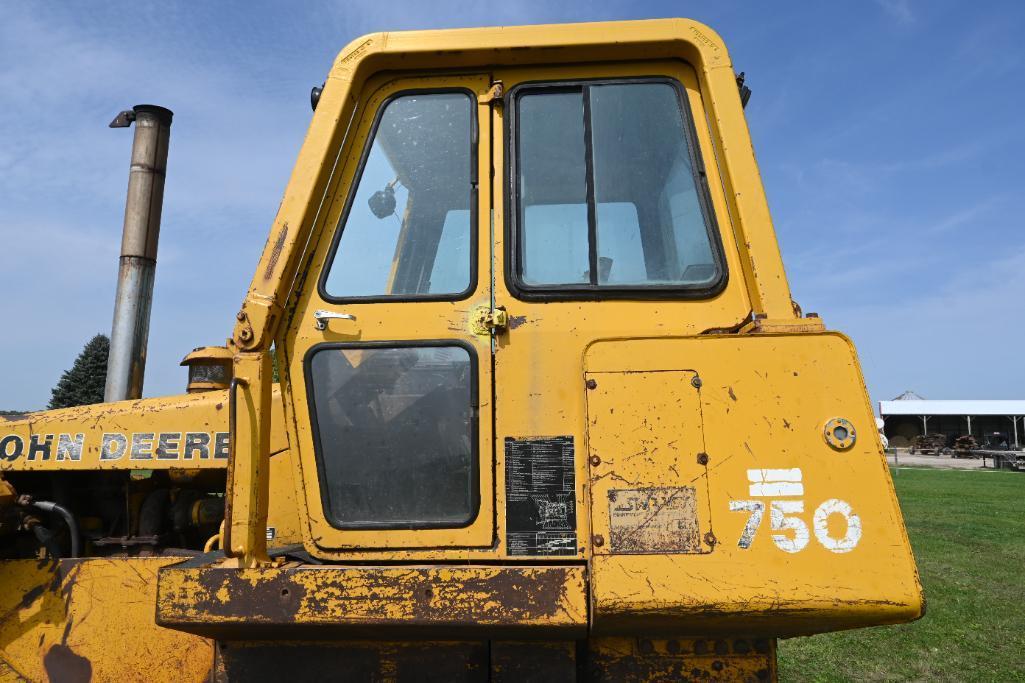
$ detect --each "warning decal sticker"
[505,436,577,556]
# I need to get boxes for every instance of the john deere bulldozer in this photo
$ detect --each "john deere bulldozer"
[0,19,923,682]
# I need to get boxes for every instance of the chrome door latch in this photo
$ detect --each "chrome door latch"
[313,310,356,331]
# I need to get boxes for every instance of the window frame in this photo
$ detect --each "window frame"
[317,87,480,304]
[504,76,728,301]
[304,339,482,531]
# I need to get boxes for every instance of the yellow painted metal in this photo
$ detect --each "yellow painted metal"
[0,386,289,472]
[584,334,923,635]
[155,563,587,638]
[224,351,273,566]
[0,558,211,682]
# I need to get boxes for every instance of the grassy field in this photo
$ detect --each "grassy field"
[778,467,1025,681]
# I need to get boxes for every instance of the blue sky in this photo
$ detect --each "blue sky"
[2,1,1023,409]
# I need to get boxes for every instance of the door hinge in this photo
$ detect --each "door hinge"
[470,305,508,335]
[478,81,504,105]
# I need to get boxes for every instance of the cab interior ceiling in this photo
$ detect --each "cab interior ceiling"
[0,469,227,560]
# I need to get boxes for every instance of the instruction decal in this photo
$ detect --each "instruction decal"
[505,436,577,556]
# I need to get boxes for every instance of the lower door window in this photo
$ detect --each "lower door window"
[306,343,478,529]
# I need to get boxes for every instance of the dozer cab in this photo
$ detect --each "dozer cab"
[0,19,923,682]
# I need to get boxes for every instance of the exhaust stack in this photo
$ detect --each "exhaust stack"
[104,105,173,402]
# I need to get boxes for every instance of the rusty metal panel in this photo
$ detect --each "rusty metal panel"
[588,636,776,682]
[0,558,212,682]
[585,334,923,636]
[608,486,703,554]
[156,563,587,639]
[214,641,488,683]
[490,641,577,682]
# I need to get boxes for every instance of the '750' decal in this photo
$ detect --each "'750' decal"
[729,468,862,553]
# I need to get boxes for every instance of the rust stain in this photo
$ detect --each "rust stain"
[158,565,584,636]
[507,315,529,330]
[608,487,702,554]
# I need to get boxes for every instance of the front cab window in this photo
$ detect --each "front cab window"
[321,91,475,300]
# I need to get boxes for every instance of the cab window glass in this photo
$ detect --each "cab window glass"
[513,80,721,291]
[324,92,474,298]
[308,344,477,528]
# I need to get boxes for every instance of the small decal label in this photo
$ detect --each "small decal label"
[608,486,702,554]
[505,436,577,556]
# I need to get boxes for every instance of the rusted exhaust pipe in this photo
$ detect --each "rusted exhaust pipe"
[104,105,173,402]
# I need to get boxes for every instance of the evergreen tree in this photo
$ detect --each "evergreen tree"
[48,335,109,409]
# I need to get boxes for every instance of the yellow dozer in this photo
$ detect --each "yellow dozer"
[0,19,922,682]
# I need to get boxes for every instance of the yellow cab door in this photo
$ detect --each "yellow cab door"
[488,60,753,567]
[285,74,495,553]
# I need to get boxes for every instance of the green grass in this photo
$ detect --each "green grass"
[778,468,1025,682]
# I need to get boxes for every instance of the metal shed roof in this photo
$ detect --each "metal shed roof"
[879,400,1025,416]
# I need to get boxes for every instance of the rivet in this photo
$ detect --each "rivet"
[593,535,605,547]
[589,455,601,467]
[236,311,247,321]
[712,660,724,672]
[585,378,598,390]
[704,532,717,547]
[691,376,702,389]
[696,452,709,465]
[666,640,681,655]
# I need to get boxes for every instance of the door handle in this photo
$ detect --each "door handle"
[313,310,357,331]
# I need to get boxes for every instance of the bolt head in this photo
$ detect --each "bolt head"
[585,378,598,390]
